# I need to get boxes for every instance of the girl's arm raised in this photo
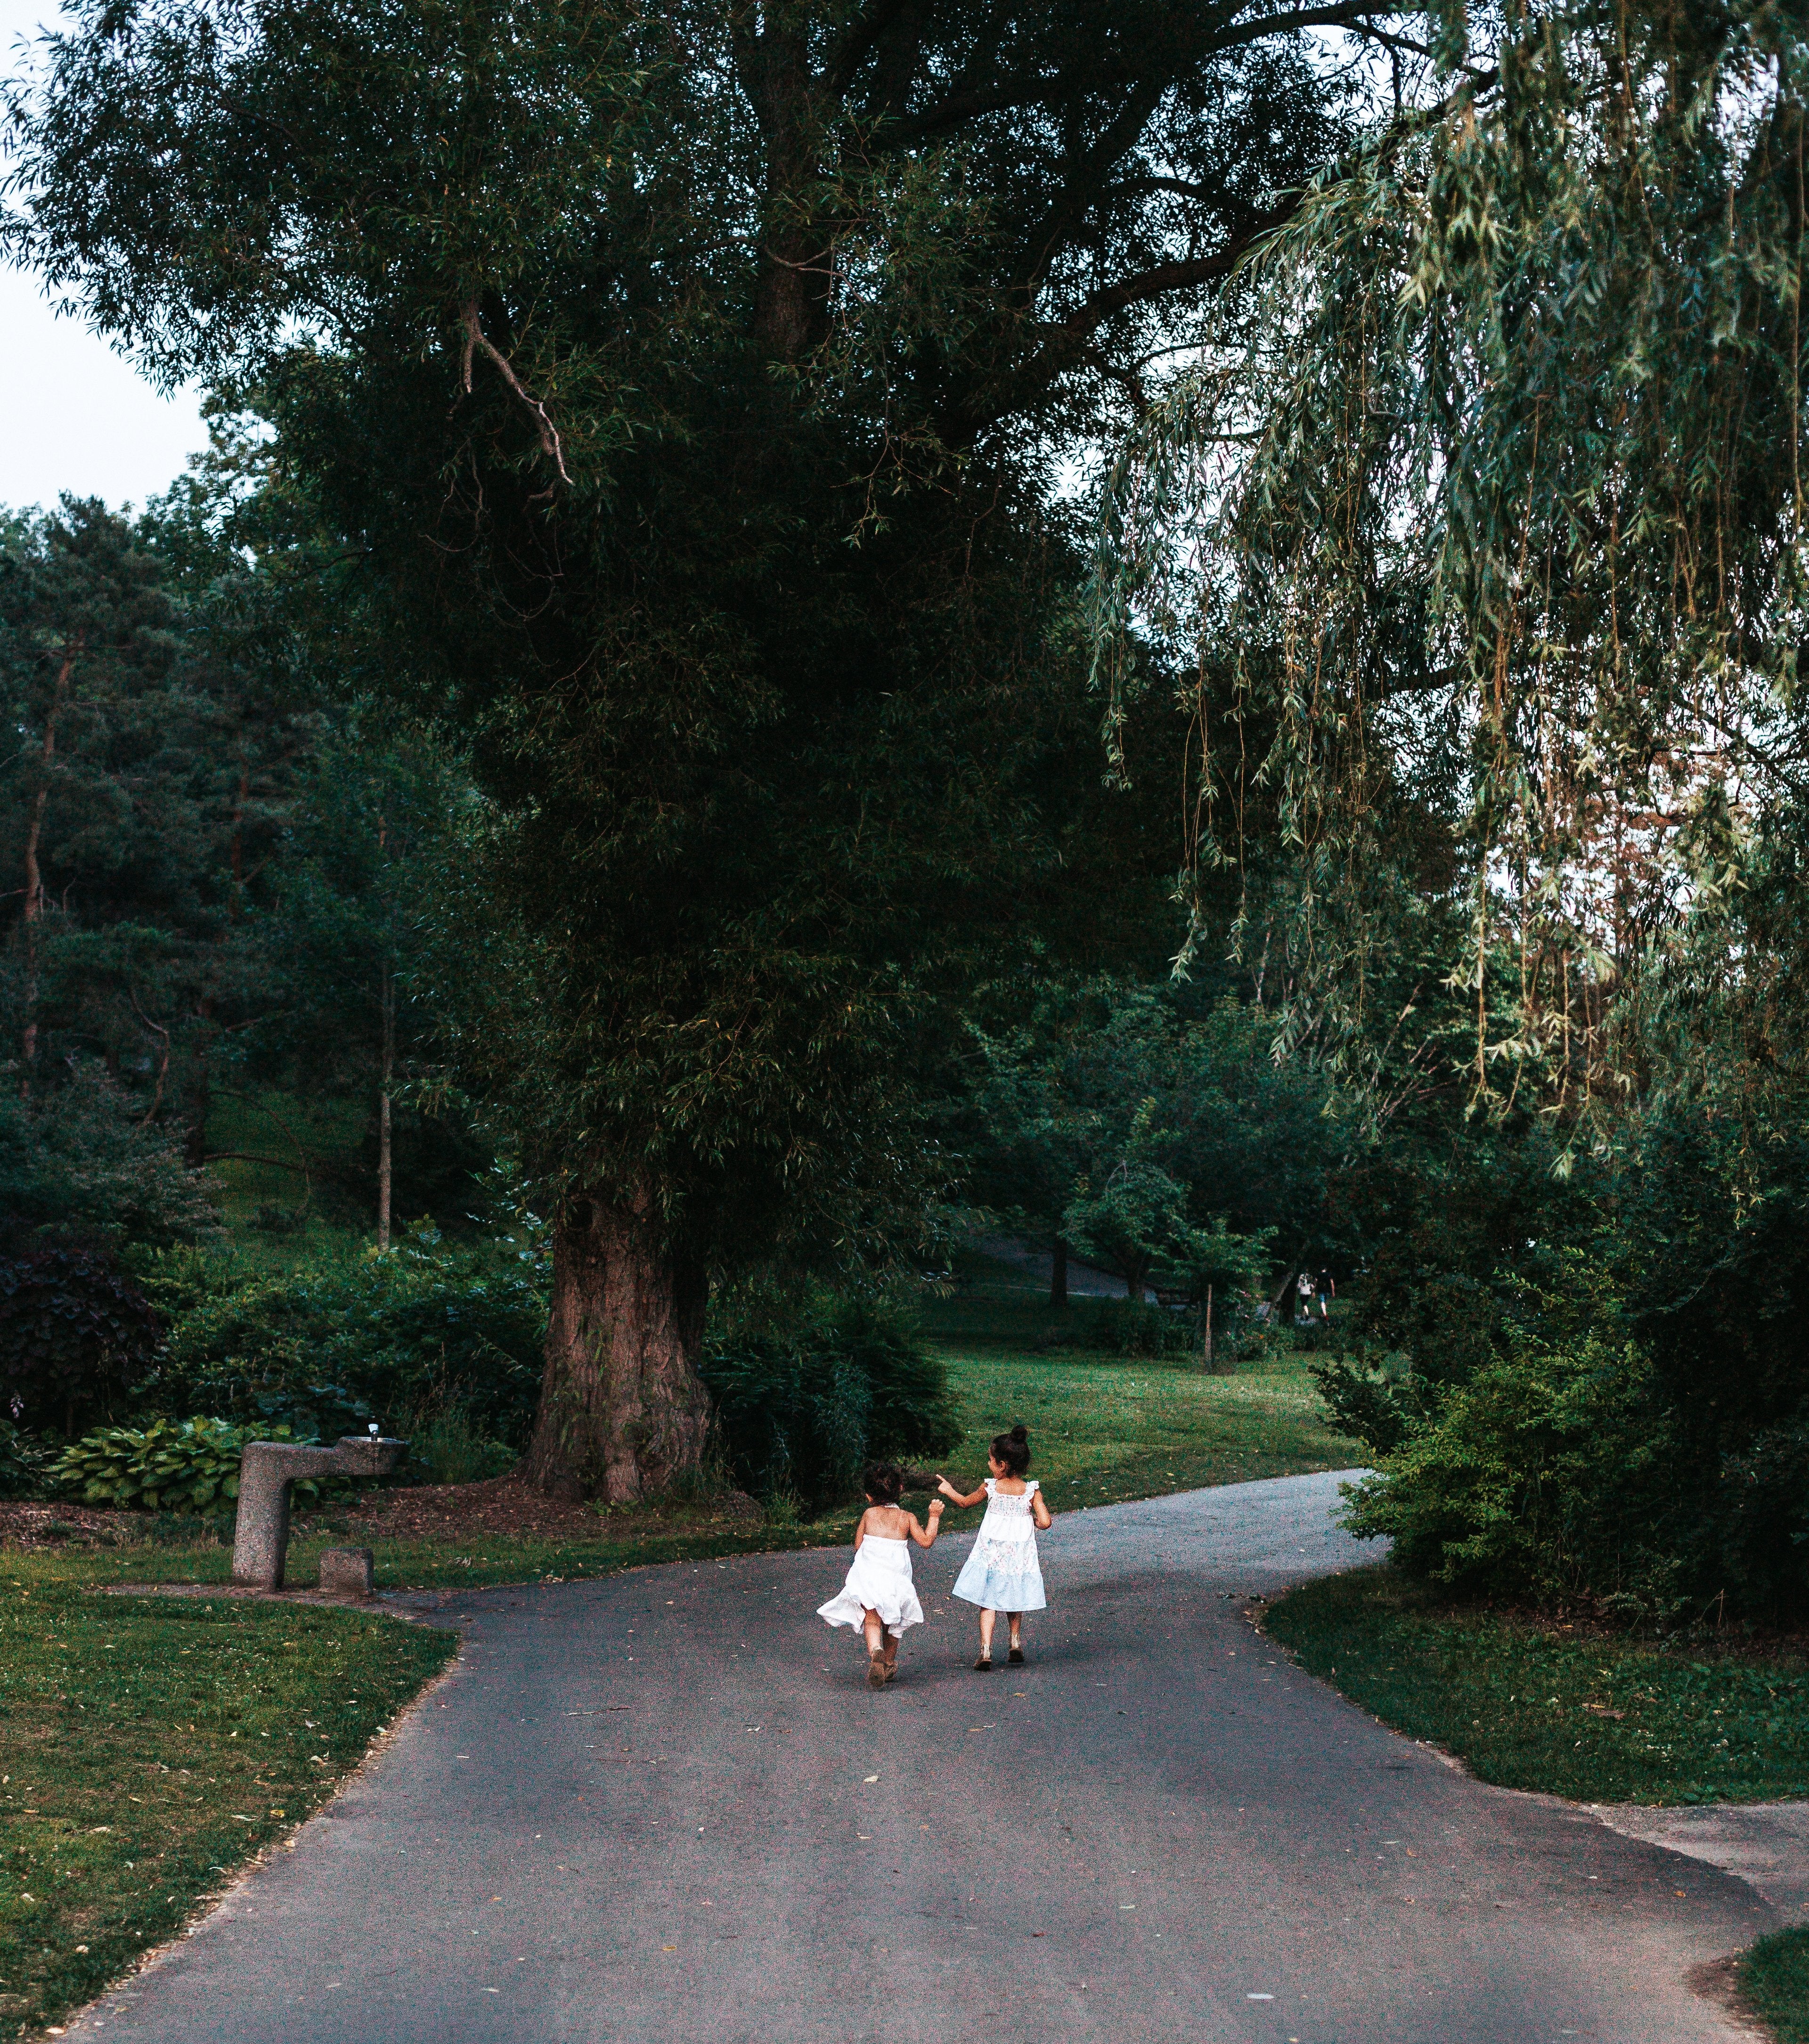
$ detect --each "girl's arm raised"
[909,1499,945,1548]
[935,1474,988,1508]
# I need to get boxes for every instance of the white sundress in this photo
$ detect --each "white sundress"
[952,1479,1047,1612]
[817,1534,924,1641]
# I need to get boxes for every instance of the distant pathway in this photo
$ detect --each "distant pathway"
[972,1233,1132,1296]
[71,1474,1772,2043]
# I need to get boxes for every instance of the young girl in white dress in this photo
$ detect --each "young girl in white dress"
[817,1462,945,1687]
[937,1424,1053,1670]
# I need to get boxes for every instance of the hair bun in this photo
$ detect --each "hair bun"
[1009,1424,1028,1443]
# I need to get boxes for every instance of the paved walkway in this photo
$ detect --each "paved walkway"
[71,1473,1774,2043]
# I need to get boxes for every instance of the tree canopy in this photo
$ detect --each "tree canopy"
[1093,0,1809,1126]
[5,0,1387,1495]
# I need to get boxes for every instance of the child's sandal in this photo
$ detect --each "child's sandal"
[867,1655,889,1689]
[1008,1644,1025,1665]
[973,1653,993,1671]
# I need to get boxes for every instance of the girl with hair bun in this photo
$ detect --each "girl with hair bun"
[936,1425,1053,1669]
[817,1462,945,1687]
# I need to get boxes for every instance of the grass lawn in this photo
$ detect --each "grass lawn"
[1746,1929,1809,2043]
[0,1576,455,2037]
[1264,1565,1809,1806]
[921,1251,1359,1507]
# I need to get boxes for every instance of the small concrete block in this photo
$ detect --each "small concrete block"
[319,1547,375,1599]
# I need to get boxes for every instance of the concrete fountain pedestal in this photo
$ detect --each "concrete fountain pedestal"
[230,1435,407,1592]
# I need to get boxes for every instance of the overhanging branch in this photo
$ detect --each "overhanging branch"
[459,299,572,490]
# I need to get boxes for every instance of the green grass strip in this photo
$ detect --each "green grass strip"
[1265,1565,1809,1806]
[0,1577,456,2035]
[1744,1928,1809,2042]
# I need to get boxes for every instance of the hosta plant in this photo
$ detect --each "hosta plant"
[50,1416,320,1517]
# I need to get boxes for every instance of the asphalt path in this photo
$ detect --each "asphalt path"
[71,1472,1774,2044]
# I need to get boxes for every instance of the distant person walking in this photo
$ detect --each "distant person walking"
[937,1424,1053,1670]
[1316,1268,1336,1322]
[817,1463,944,1688]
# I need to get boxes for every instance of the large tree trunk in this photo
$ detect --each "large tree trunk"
[1049,1237,1068,1310]
[523,1189,711,1502]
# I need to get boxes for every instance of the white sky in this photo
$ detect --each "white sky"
[1,0,210,516]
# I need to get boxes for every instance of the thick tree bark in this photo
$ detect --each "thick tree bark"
[524,1188,711,1502]
[733,16,832,365]
[1049,1236,1068,1310]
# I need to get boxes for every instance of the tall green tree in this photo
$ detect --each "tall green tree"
[970,979,1341,1299]
[1,499,181,1083]
[246,716,473,1246]
[1091,0,1809,1127]
[6,0,1382,1497]
[0,491,322,1132]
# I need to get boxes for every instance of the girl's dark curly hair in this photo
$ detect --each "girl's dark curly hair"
[991,1424,1031,1475]
[863,1461,905,1504]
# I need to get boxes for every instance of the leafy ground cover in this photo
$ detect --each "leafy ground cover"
[1264,1565,1809,1806]
[0,1574,455,2036]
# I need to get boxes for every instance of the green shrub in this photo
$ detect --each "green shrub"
[703,1290,961,1513]
[1067,1297,1198,1357]
[0,1415,52,1499]
[148,1223,545,1447]
[0,1246,163,1437]
[1310,1352,1442,1454]
[402,1406,518,1486]
[1341,1328,1690,1620]
[49,1415,322,1517]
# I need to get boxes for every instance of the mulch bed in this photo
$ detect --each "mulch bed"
[0,1500,155,1550]
[0,1477,765,1554]
[326,1474,763,1542]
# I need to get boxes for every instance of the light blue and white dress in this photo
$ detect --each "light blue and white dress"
[952,1479,1046,1612]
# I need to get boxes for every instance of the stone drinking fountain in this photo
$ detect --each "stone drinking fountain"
[230,1429,408,1595]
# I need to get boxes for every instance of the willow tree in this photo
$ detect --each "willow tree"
[6,0,1383,1497]
[1092,0,1809,1124]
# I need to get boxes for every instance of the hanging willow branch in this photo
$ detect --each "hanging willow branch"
[1090,0,1809,1123]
